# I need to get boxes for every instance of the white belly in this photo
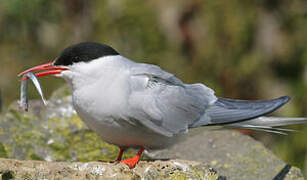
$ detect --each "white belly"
[74,103,181,149]
[71,77,182,149]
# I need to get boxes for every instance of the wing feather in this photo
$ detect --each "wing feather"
[127,63,217,136]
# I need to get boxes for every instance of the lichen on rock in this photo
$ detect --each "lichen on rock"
[0,158,219,180]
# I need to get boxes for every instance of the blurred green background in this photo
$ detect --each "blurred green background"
[1,0,307,176]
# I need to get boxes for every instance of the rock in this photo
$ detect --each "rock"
[148,129,304,180]
[0,158,218,179]
[0,85,304,179]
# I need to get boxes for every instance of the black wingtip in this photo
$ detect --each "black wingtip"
[277,96,291,107]
[204,95,292,126]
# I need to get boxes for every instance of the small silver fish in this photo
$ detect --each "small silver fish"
[19,76,28,111]
[19,72,47,111]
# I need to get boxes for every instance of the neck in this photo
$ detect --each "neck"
[61,55,133,89]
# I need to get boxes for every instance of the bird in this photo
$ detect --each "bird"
[18,42,307,168]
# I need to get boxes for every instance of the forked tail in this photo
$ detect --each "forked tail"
[190,96,307,134]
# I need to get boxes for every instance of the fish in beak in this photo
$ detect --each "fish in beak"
[18,62,69,80]
[18,62,69,111]
[19,72,48,111]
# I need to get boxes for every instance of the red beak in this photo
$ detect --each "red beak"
[18,62,69,80]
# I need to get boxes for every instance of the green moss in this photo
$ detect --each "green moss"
[68,115,84,130]
[0,142,7,158]
[21,173,32,180]
[168,171,187,179]
[3,144,12,158]
[29,153,43,161]
[190,165,219,180]
[284,167,304,180]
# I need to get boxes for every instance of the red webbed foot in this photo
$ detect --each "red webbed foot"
[119,146,144,168]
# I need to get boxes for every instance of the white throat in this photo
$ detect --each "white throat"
[60,55,132,87]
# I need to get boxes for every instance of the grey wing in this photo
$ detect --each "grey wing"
[127,63,217,137]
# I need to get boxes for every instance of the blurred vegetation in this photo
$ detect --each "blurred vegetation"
[1,0,307,176]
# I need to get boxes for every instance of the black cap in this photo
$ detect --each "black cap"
[53,42,119,66]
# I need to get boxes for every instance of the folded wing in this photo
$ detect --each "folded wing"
[127,63,217,136]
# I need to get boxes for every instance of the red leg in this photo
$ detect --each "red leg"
[116,148,125,161]
[120,146,144,168]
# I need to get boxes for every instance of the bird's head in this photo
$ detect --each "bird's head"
[18,42,120,81]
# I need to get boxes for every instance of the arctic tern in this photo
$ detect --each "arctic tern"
[18,42,307,168]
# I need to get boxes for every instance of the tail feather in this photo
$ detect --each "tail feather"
[226,116,307,135]
[189,96,307,134]
[234,116,307,127]
[198,123,297,135]
[226,124,297,135]
[206,96,290,125]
